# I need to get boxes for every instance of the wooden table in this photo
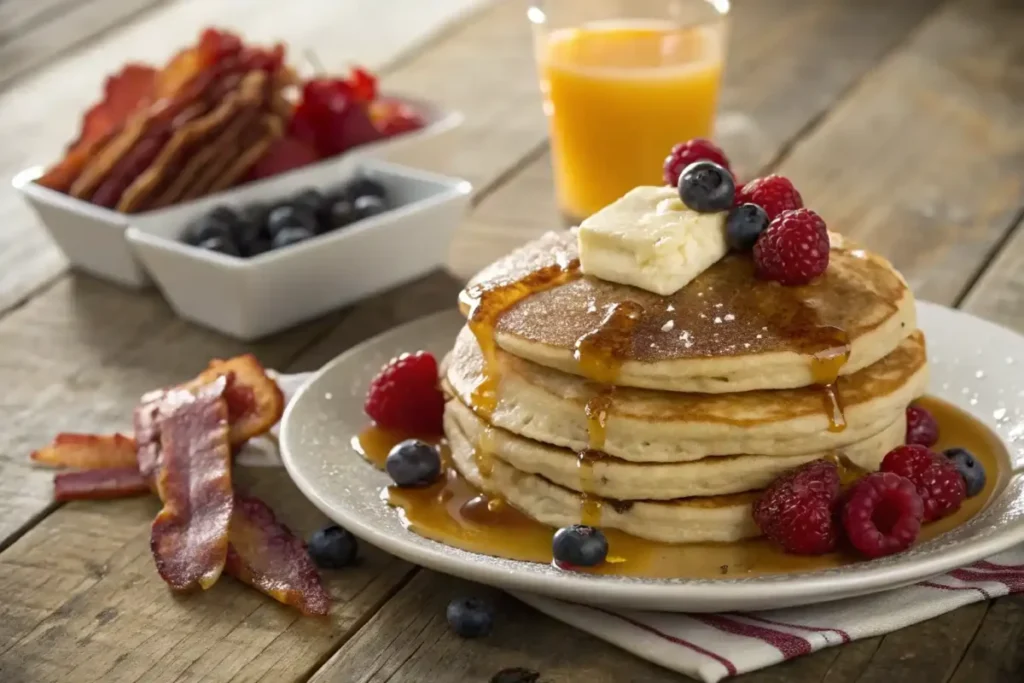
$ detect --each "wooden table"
[2,0,1023,681]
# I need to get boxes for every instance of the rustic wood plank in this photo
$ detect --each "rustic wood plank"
[309,572,684,683]
[0,0,490,316]
[958,220,1024,331]
[449,0,943,279]
[947,596,1024,683]
[0,0,169,90]
[0,468,415,683]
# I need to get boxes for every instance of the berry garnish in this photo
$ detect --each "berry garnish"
[842,472,924,559]
[271,226,314,250]
[353,194,387,220]
[364,351,445,434]
[385,439,442,487]
[490,668,540,683]
[446,597,495,638]
[753,208,830,286]
[734,175,803,221]
[662,138,731,187]
[905,405,939,447]
[552,524,609,567]
[881,445,966,521]
[725,203,769,251]
[677,161,736,213]
[752,459,840,555]
[197,234,240,257]
[307,525,358,569]
[944,447,986,497]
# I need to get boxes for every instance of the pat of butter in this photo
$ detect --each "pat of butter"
[577,186,728,296]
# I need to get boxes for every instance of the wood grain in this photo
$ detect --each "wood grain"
[0,0,167,90]
[0,0,489,316]
[450,0,944,279]
[310,572,683,683]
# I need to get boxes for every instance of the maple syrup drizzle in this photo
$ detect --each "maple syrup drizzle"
[464,259,582,421]
[365,396,1007,579]
[807,327,852,433]
[571,301,645,525]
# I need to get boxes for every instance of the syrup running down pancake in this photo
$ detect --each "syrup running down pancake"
[459,231,915,393]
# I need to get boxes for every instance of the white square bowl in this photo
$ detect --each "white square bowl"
[126,158,471,340]
[12,94,462,289]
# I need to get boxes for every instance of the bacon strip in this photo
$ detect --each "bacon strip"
[31,433,138,470]
[150,379,233,591]
[226,495,330,615]
[184,355,285,444]
[54,468,150,502]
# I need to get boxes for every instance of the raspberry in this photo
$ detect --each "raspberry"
[735,176,803,221]
[842,472,923,559]
[364,351,444,434]
[663,138,731,187]
[752,460,840,555]
[753,209,830,286]
[905,405,939,447]
[881,445,966,521]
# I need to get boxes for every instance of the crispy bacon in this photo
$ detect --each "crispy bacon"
[54,467,150,502]
[226,495,330,615]
[31,433,137,470]
[150,379,233,591]
[37,65,157,192]
[184,355,285,444]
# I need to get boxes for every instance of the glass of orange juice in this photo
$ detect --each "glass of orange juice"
[529,0,729,224]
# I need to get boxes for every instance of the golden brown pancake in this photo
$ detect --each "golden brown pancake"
[459,231,916,393]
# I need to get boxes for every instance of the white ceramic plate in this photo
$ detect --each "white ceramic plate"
[279,302,1024,612]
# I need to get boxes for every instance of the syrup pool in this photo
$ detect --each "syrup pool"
[354,396,1008,580]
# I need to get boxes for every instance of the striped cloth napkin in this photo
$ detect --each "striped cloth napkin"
[515,555,1024,682]
[264,372,1020,682]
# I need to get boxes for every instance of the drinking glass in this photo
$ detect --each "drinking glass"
[529,0,729,224]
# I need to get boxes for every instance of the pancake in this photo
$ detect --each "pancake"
[445,408,760,543]
[446,398,904,500]
[459,230,916,393]
[445,325,927,461]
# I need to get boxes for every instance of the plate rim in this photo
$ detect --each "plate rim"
[280,301,1024,611]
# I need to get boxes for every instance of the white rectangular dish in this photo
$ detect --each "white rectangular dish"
[12,95,462,289]
[126,158,470,341]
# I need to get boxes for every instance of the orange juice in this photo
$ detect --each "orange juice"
[537,20,724,222]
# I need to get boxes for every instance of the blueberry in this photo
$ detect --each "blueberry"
[245,238,272,258]
[266,204,317,237]
[446,597,494,638]
[552,524,608,567]
[231,217,263,251]
[209,204,240,227]
[385,439,442,487]
[196,234,240,257]
[307,525,358,569]
[240,202,270,230]
[353,194,387,221]
[324,198,356,231]
[292,187,328,216]
[944,448,987,497]
[271,226,314,250]
[490,669,539,683]
[726,203,769,251]
[344,176,387,202]
[184,213,232,245]
[677,161,735,213]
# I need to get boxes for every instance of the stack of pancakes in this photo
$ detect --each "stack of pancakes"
[442,230,925,544]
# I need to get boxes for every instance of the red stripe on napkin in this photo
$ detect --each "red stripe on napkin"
[592,607,738,676]
[692,614,811,659]
[950,568,1024,592]
[742,614,851,643]
[971,560,1024,572]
